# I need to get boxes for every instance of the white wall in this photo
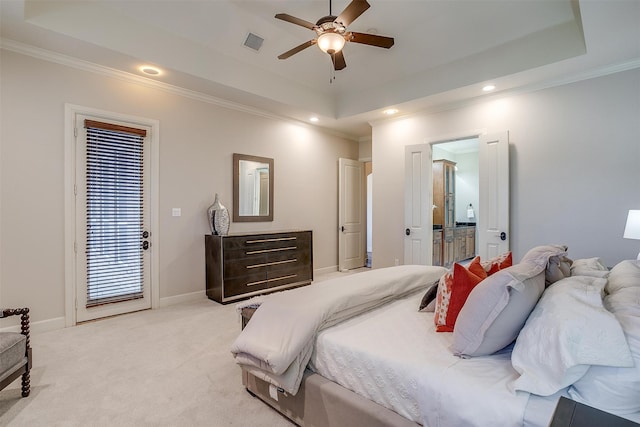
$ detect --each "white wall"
[372,68,640,268]
[454,152,479,224]
[0,50,358,326]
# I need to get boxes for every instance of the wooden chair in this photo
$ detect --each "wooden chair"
[0,308,32,397]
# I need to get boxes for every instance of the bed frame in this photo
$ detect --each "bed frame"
[240,305,421,427]
[243,369,419,427]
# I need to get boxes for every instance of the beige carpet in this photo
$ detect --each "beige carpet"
[0,269,366,426]
[0,297,295,426]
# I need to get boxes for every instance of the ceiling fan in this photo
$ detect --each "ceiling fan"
[275,0,394,71]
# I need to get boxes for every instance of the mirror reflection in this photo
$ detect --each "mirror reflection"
[233,154,274,222]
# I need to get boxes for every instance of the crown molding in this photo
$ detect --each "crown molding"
[0,38,359,142]
[369,57,640,129]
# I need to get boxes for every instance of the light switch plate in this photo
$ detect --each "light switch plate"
[172,208,181,217]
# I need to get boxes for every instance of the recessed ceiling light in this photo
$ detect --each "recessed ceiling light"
[140,66,162,76]
[482,85,496,92]
[383,108,398,115]
[309,117,319,122]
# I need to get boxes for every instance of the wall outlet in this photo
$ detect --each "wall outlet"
[394,258,399,266]
[172,208,181,217]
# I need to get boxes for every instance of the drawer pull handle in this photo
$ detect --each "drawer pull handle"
[246,274,297,287]
[247,259,297,269]
[246,237,297,244]
[246,246,297,255]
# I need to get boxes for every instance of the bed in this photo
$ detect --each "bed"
[231,246,640,426]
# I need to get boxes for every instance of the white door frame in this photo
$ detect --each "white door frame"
[64,104,160,327]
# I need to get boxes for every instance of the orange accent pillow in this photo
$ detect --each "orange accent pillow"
[468,256,488,280]
[482,252,513,275]
[434,262,485,332]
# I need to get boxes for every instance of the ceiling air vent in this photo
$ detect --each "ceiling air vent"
[243,33,264,52]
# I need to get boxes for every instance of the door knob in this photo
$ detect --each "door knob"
[142,230,149,238]
[142,241,149,250]
[405,228,411,236]
[341,226,345,232]
[500,232,507,241]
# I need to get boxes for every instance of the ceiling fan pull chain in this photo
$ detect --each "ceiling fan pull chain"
[330,54,336,83]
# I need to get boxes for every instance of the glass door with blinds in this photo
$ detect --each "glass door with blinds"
[75,115,151,322]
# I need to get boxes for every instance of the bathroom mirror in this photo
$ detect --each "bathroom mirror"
[233,153,274,222]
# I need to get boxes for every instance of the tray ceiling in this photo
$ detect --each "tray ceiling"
[1,0,639,138]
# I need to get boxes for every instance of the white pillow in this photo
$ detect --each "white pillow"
[510,276,633,396]
[606,260,640,294]
[568,285,640,414]
[570,257,610,278]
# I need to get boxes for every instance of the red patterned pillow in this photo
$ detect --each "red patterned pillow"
[434,262,485,332]
[482,252,513,275]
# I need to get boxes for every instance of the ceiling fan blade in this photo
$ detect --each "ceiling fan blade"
[331,51,347,70]
[278,40,316,59]
[275,13,316,30]
[335,0,370,27]
[348,32,394,49]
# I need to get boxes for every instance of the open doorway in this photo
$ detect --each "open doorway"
[404,132,509,267]
[432,138,479,267]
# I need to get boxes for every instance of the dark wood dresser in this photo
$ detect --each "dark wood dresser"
[205,230,313,303]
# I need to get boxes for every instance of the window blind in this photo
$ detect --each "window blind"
[84,119,146,307]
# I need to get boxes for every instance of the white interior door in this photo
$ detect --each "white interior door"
[404,144,432,265]
[75,114,152,322]
[478,131,510,259]
[338,158,366,271]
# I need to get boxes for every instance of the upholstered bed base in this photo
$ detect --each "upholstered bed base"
[243,369,420,427]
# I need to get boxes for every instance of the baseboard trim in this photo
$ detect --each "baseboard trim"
[0,316,65,334]
[159,290,207,307]
[314,266,339,276]
[1,292,207,334]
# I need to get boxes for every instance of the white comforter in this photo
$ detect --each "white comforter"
[310,291,534,426]
[230,265,447,394]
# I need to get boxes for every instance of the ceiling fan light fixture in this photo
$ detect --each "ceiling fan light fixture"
[317,32,346,54]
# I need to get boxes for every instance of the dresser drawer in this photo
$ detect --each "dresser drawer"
[267,265,313,288]
[225,265,312,298]
[223,249,304,278]
[224,271,270,297]
[223,234,302,252]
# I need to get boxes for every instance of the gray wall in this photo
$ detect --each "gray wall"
[372,68,640,268]
[0,50,358,327]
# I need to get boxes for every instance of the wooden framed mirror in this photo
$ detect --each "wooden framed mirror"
[233,153,274,222]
